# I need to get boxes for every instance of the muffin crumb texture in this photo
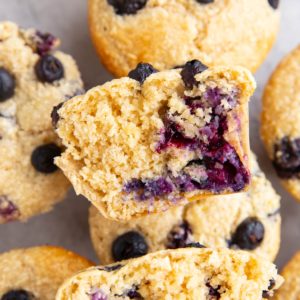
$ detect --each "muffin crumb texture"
[56,248,283,300]
[55,64,255,220]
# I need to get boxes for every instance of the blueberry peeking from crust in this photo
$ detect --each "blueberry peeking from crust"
[0,67,15,102]
[31,143,62,173]
[112,231,148,261]
[268,0,279,9]
[196,0,214,4]
[230,217,265,250]
[128,63,158,84]
[107,0,147,15]
[35,54,64,83]
[180,60,208,89]
[184,242,205,248]
[206,283,221,299]
[273,137,300,179]
[101,264,123,272]
[51,102,64,128]
[166,221,193,249]
[1,289,35,300]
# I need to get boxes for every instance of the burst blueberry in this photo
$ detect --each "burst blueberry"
[112,231,148,261]
[31,143,62,173]
[35,54,64,83]
[0,68,15,102]
[51,102,64,128]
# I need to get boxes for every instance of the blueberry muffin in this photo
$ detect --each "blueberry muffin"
[273,251,300,299]
[88,0,280,77]
[0,246,93,300]
[261,45,300,202]
[56,248,283,300]
[0,21,84,223]
[90,152,281,264]
[55,62,255,221]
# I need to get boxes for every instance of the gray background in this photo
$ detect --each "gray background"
[0,0,298,269]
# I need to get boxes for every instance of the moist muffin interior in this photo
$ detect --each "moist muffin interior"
[56,248,283,300]
[55,63,254,220]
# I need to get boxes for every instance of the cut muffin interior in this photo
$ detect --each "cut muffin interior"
[56,248,283,300]
[55,61,255,220]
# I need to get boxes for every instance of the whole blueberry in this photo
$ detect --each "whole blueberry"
[31,143,62,173]
[108,0,147,15]
[196,0,214,4]
[112,231,148,261]
[128,63,158,84]
[268,0,279,9]
[180,60,208,89]
[0,68,15,102]
[273,137,300,178]
[230,217,265,250]
[1,289,35,300]
[35,54,64,83]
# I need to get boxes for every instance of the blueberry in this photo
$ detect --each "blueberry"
[51,102,64,128]
[184,242,205,248]
[101,264,123,272]
[166,221,193,249]
[35,54,64,83]
[35,31,57,56]
[206,283,221,299]
[128,63,158,84]
[0,195,20,222]
[31,143,62,173]
[230,217,265,250]
[262,279,276,298]
[112,231,148,261]
[180,60,208,89]
[1,290,35,300]
[0,68,15,102]
[268,0,279,9]
[108,0,147,15]
[126,286,143,299]
[273,137,300,179]
[196,0,214,3]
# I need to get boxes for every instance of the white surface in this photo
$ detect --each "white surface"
[0,0,298,269]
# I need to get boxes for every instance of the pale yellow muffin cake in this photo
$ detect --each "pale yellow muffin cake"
[0,21,84,223]
[89,0,280,77]
[0,246,93,300]
[261,45,300,202]
[273,251,300,300]
[89,153,281,264]
[55,62,255,221]
[56,248,283,300]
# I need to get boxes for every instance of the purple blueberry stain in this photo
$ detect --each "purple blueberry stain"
[166,221,194,249]
[124,178,174,201]
[262,279,276,299]
[0,195,20,222]
[90,289,107,300]
[123,65,249,200]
